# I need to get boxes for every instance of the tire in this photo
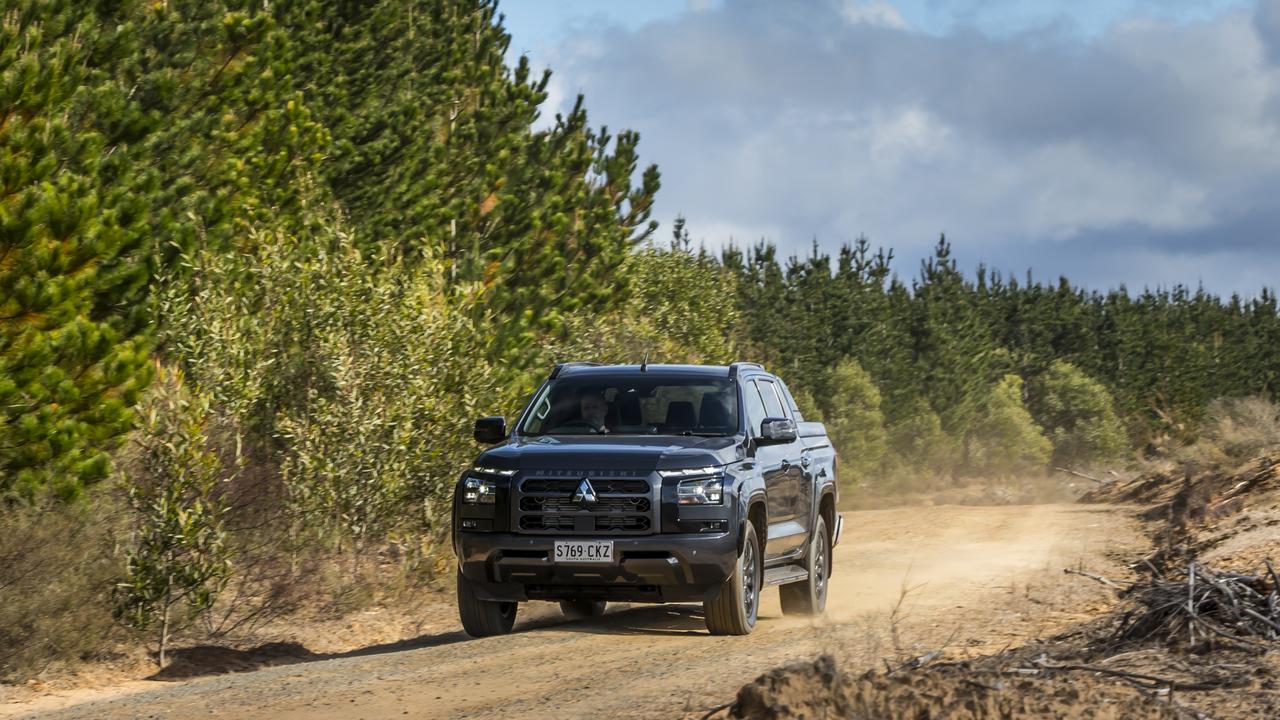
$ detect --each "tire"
[456,568,517,637]
[704,519,762,635]
[780,515,830,615]
[559,599,607,619]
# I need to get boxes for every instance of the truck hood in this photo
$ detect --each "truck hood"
[477,435,745,473]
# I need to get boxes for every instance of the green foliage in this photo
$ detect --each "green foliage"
[967,375,1053,477]
[0,0,154,500]
[883,398,958,484]
[721,234,1280,477]
[790,385,823,423]
[276,0,659,347]
[1031,360,1128,465]
[160,206,500,546]
[119,1,333,267]
[115,368,232,666]
[548,221,738,376]
[273,245,500,544]
[821,359,887,486]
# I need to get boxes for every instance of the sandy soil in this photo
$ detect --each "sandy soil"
[4,503,1145,720]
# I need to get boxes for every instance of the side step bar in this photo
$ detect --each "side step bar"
[763,564,808,587]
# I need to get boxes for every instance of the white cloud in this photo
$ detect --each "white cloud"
[541,0,1280,293]
[838,1,908,29]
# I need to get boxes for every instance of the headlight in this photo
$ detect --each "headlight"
[660,467,725,505]
[678,477,723,505]
[462,476,497,504]
[471,466,516,477]
[667,473,724,506]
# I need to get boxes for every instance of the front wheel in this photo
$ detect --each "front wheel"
[704,519,762,635]
[456,568,517,637]
[780,515,830,615]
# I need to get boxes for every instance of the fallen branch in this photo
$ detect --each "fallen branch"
[699,700,733,720]
[1063,567,1131,590]
[1113,559,1280,648]
[1053,466,1107,484]
[1028,658,1249,692]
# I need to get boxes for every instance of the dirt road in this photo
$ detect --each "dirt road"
[11,503,1144,720]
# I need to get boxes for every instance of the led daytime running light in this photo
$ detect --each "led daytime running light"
[659,466,721,478]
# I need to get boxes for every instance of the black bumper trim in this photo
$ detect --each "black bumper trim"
[457,530,739,603]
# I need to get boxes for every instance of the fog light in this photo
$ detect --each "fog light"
[461,519,478,529]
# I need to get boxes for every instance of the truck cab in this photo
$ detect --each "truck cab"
[452,362,841,636]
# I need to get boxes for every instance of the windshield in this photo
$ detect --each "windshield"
[519,374,740,436]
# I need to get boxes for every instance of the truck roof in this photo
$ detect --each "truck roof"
[554,362,767,378]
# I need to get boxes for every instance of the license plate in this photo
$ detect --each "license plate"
[553,540,615,563]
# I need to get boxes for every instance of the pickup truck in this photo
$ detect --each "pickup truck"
[452,362,841,636]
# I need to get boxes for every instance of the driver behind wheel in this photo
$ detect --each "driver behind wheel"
[579,391,610,434]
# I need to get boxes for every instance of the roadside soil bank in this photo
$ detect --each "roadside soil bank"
[721,456,1280,720]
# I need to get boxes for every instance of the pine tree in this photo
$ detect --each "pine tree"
[275,0,659,349]
[910,237,1006,472]
[128,0,331,265]
[0,0,153,500]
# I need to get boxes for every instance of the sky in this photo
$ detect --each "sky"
[498,0,1280,295]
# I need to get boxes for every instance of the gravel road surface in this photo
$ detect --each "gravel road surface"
[10,503,1142,720]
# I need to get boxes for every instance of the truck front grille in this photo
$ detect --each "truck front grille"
[520,478,650,495]
[519,496,651,514]
[514,474,656,536]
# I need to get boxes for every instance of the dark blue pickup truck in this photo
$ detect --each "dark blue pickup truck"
[452,362,841,636]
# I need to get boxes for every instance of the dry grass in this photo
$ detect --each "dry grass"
[0,495,130,682]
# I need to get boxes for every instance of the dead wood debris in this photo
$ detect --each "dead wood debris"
[1110,560,1280,650]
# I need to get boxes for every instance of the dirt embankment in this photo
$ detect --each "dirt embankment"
[723,457,1280,720]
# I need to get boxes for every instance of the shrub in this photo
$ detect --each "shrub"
[547,235,738,372]
[1030,360,1128,465]
[1196,396,1280,462]
[114,367,233,667]
[790,385,824,423]
[160,213,500,549]
[276,250,500,546]
[968,375,1053,477]
[883,397,958,488]
[821,359,887,486]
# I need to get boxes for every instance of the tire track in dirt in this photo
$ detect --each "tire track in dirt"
[11,503,1144,720]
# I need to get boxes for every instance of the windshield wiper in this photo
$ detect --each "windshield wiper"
[678,431,728,437]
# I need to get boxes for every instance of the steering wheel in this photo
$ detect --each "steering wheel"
[552,420,603,434]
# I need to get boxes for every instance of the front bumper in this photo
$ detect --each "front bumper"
[456,530,739,603]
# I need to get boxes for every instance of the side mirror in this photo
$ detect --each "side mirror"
[758,417,797,444]
[473,416,507,444]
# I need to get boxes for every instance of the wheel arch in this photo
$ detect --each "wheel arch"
[818,488,837,577]
[740,494,768,555]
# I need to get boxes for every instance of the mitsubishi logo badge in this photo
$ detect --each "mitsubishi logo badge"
[573,478,598,505]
